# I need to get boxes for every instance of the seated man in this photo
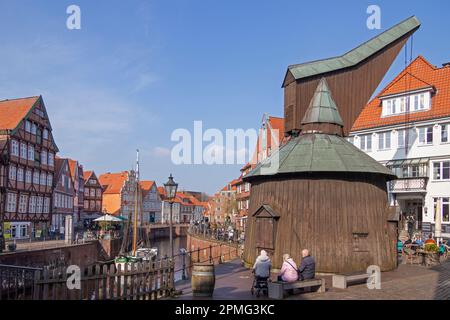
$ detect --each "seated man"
[425,234,436,245]
[298,249,315,281]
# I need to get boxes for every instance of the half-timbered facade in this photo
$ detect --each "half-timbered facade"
[0,96,58,241]
[67,158,85,224]
[82,171,103,222]
[52,158,74,236]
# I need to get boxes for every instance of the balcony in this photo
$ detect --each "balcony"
[389,177,428,193]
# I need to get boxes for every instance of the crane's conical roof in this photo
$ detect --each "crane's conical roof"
[301,78,344,127]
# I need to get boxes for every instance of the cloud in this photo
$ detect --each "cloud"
[152,147,171,157]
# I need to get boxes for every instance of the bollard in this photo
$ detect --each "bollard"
[209,245,213,264]
[181,250,187,280]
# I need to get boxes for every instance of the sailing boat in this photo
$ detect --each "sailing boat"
[115,150,158,269]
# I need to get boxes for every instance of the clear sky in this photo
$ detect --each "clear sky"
[1,0,449,194]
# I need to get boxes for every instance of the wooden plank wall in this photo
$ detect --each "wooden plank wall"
[284,37,410,136]
[243,173,397,273]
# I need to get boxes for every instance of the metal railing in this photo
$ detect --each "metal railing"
[188,225,245,244]
[0,264,43,300]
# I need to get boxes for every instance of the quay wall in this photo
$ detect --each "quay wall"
[147,225,188,240]
[0,242,99,269]
[0,238,121,268]
[187,233,241,265]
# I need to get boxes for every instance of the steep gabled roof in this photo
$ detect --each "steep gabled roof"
[99,171,129,194]
[140,180,156,197]
[285,16,420,85]
[352,55,450,131]
[0,96,40,131]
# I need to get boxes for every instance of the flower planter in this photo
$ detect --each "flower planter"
[424,252,440,267]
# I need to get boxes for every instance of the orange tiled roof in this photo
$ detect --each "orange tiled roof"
[352,56,450,131]
[67,159,79,181]
[157,186,166,197]
[99,171,129,194]
[140,180,155,197]
[83,171,94,181]
[0,96,39,131]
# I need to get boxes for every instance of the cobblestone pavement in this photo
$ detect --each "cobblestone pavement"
[175,259,450,300]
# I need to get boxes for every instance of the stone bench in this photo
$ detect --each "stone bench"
[332,272,370,289]
[268,278,326,299]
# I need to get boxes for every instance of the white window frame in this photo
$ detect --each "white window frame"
[28,145,34,161]
[20,143,27,159]
[6,193,17,213]
[433,161,450,181]
[19,195,28,213]
[360,134,372,152]
[25,170,32,184]
[33,171,40,185]
[378,131,391,150]
[11,140,19,156]
[418,126,433,145]
[434,197,450,223]
[17,167,24,182]
[441,124,449,143]
[9,165,17,181]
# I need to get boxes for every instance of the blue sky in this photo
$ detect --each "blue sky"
[1,0,449,194]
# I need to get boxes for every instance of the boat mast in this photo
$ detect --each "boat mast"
[132,149,140,256]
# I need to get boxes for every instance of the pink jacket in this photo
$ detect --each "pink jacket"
[279,258,298,282]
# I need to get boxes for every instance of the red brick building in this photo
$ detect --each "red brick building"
[0,96,58,243]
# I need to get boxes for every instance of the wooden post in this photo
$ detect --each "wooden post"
[209,245,213,263]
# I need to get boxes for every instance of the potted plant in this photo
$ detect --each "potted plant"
[424,243,440,266]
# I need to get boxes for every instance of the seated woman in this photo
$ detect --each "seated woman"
[277,254,298,283]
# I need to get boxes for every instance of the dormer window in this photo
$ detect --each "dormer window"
[381,90,431,117]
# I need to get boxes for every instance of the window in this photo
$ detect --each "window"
[36,128,42,144]
[40,172,46,186]
[43,129,49,140]
[360,135,372,151]
[90,188,96,197]
[47,174,53,187]
[392,99,397,114]
[433,161,450,180]
[11,140,19,156]
[18,195,28,213]
[17,168,24,182]
[48,153,54,167]
[84,200,89,209]
[28,145,34,161]
[9,165,17,181]
[31,123,37,135]
[400,97,406,113]
[346,136,355,145]
[434,198,450,223]
[96,201,101,210]
[378,131,391,150]
[84,188,89,197]
[418,127,433,145]
[20,143,27,159]
[29,196,36,214]
[398,129,414,148]
[6,193,17,212]
[36,196,43,214]
[96,188,102,197]
[20,225,27,238]
[413,95,419,111]
[41,150,47,165]
[419,94,425,109]
[25,121,31,132]
[43,198,50,213]
[25,170,32,184]
[442,124,449,143]
[35,151,40,164]
[33,171,40,185]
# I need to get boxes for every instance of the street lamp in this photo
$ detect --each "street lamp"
[164,174,178,259]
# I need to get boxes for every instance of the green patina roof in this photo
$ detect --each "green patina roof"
[301,78,344,126]
[287,16,420,81]
[244,134,396,180]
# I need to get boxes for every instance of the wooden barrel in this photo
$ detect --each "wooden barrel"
[191,263,215,297]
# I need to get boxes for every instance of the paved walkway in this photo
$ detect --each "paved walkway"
[174,259,450,300]
[1,240,73,255]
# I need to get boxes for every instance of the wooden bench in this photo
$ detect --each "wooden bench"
[268,278,325,299]
[332,272,370,289]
